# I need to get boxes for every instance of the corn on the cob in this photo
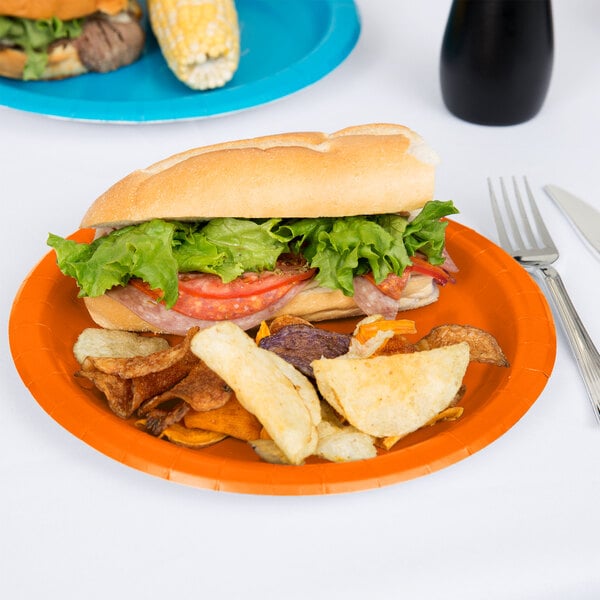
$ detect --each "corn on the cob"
[148,0,240,90]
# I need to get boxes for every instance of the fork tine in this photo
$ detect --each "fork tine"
[488,178,513,251]
[523,176,557,251]
[512,176,538,248]
[500,177,527,249]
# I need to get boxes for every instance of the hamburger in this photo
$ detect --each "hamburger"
[47,123,459,336]
[0,0,144,80]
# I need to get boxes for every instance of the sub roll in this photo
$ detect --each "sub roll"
[48,123,459,335]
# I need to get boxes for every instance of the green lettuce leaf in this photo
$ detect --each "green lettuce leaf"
[47,201,458,305]
[173,218,288,282]
[403,200,459,264]
[0,15,82,80]
[299,216,411,295]
[48,220,180,308]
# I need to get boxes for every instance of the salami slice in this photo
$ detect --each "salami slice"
[352,276,402,320]
[107,282,309,335]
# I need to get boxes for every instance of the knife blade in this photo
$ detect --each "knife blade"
[544,184,600,256]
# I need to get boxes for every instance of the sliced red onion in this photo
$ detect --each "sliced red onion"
[442,248,459,273]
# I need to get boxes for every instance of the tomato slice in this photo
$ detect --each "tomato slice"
[131,278,305,320]
[365,256,453,300]
[130,257,316,321]
[173,282,301,320]
[406,256,454,285]
[178,268,315,299]
[364,271,410,300]
[176,255,315,299]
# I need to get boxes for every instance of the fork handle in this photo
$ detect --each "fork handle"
[539,265,600,423]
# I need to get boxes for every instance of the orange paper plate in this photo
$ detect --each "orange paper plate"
[9,221,556,495]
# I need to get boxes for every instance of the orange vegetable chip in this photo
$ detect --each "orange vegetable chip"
[136,420,228,449]
[184,396,263,441]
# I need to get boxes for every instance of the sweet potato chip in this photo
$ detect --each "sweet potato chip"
[184,397,263,441]
[255,320,271,344]
[377,435,405,451]
[425,405,464,426]
[136,420,228,449]
[373,336,417,356]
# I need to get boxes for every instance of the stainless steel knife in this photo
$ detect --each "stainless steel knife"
[544,184,600,256]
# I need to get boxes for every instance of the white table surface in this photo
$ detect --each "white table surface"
[2,1,600,598]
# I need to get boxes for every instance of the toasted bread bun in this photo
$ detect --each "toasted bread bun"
[0,1,142,81]
[81,123,439,228]
[0,0,128,20]
[77,124,441,333]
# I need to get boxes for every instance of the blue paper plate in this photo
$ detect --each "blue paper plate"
[0,0,360,122]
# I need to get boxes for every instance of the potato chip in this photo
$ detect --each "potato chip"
[249,440,292,465]
[315,402,376,461]
[147,361,234,412]
[78,352,198,419]
[129,353,199,409]
[78,329,199,419]
[83,327,198,379]
[416,324,509,367]
[141,401,190,436]
[313,342,470,438]
[191,322,321,465]
[379,406,465,451]
[73,328,170,364]
[76,369,134,419]
[316,420,377,463]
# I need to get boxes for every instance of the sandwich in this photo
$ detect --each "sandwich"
[47,123,459,336]
[0,0,144,80]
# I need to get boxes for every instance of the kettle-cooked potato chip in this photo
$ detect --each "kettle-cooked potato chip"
[312,342,470,438]
[191,322,321,465]
[73,328,169,364]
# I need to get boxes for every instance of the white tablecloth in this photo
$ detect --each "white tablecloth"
[2,1,599,597]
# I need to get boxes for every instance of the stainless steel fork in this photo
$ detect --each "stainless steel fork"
[489,176,600,422]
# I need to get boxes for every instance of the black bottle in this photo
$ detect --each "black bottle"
[440,0,554,125]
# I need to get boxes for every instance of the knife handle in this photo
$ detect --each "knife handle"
[539,265,600,423]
